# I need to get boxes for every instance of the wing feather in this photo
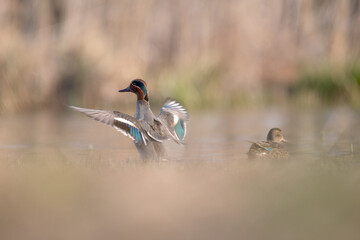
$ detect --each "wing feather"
[69,106,147,145]
[158,99,189,142]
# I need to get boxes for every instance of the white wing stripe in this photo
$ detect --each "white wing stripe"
[114,117,137,128]
[114,117,147,145]
[173,114,179,123]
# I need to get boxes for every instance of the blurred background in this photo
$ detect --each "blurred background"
[1,1,360,240]
[0,0,360,113]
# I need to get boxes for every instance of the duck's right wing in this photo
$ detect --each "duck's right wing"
[69,106,147,145]
[157,99,189,143]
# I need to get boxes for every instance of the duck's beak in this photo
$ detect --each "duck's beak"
[282,138,288,143]
[118,86,131,92]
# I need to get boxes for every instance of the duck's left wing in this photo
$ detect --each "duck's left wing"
[69,106,147,144]
[248,141,275,152]
[158,99,189,142]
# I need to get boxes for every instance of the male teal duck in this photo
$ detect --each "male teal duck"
[69,79,189,160]
[248,128,288,160]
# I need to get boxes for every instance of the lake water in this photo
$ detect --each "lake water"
[0,106,359,239]
[1,106,358,163]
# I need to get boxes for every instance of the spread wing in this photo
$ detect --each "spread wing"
[69,106,147,145]
[158,99,189,142]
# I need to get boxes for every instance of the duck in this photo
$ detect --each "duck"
[248,128,288,160]
[69,79,189,161]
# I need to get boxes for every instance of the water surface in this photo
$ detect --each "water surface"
[0,107,359,240]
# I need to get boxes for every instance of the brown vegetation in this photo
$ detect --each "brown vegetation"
[0,0,360,113]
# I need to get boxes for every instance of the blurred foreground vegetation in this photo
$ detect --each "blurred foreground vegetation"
[1,156,360,240]
[0,0,360,113]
